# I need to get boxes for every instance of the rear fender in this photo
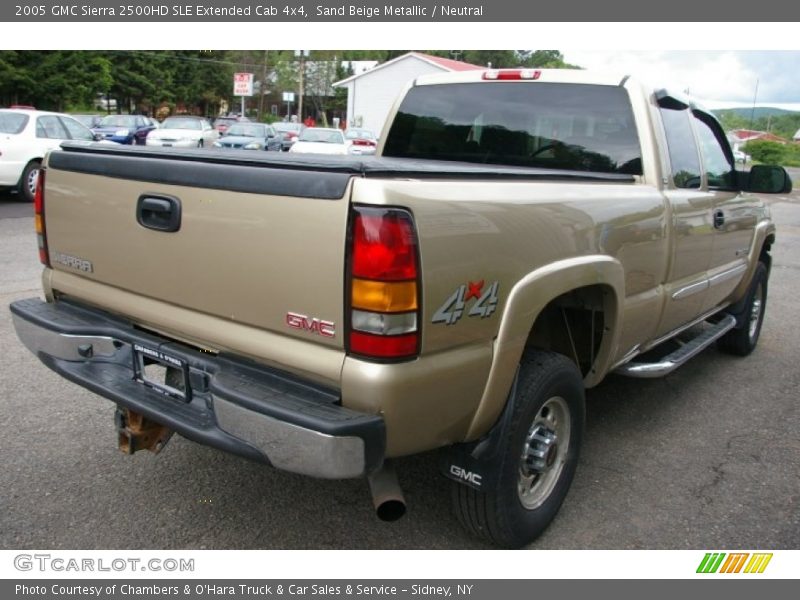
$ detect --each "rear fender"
[465,256,624,440]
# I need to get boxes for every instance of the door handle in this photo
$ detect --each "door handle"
[137,194,181,232]
[713,209,725,230]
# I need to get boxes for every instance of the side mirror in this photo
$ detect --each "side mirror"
[743,165,792,194]
[93,133,103,141]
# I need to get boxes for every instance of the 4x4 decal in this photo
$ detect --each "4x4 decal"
[432,280,499,325]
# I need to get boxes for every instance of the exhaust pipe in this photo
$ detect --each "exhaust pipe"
[368,461,406,522]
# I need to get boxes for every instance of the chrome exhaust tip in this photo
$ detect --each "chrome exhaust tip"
[368,461,406,522]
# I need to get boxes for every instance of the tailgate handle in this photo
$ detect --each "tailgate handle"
[137,194,181,232]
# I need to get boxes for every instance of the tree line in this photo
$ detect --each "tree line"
[0,50,577,119]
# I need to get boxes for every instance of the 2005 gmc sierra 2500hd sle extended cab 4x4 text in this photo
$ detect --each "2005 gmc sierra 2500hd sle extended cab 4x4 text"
[10,69,792,547]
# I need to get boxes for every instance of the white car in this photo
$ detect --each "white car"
[0,108,95,202]
[288,127,349,155]
[146,116,219,148]
[345,128,378,155]
[733,149,751,164]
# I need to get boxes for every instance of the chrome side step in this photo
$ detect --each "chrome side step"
[615,315,737,378]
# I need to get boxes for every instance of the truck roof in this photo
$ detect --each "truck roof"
[413,68,632,87]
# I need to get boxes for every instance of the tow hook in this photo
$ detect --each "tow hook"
[115,408,174,455]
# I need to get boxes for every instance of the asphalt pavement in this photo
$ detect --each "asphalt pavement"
[0,189,798,550]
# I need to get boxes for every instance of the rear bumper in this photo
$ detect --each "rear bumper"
[10,297,385,478]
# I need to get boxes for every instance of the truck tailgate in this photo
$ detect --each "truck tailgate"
[43,146,352,354]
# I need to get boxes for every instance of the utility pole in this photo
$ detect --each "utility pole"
[295,50,309,121]
[259,50,268,120]
[749,78,759,131]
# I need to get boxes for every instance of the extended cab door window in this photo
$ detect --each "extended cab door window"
[691,112,736,190]
[658,107,701,189]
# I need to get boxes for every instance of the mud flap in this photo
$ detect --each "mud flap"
[440,368,520,491]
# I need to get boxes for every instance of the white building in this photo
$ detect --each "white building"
[794,128,800,142]
[332,52,482,136]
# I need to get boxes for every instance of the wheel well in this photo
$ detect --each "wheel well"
[525,285,612,377]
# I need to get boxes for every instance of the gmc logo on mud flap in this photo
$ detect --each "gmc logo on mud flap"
[450,465,483,486]
[286,312,335,338]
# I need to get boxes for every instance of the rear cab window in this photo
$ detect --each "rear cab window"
[382,82,643,175]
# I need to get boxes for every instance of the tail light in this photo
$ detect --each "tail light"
[347,206,421,360]
[352,139,377,147]
[33,168,49,267]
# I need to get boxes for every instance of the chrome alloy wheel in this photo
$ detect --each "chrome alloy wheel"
[518,396,571,510]
[748,282,764,341]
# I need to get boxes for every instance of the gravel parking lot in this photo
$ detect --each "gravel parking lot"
[1,189,798,550]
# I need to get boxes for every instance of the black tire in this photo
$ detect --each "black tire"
[18,160,41,203]
[452,350,585,548]
[717,261,768,356]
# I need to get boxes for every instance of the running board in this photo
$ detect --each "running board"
[615,315,737,378]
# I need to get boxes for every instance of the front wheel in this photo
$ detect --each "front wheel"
[452,350,585,548]
[717,261,768,356]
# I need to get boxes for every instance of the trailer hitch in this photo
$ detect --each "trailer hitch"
[115,407,174,455]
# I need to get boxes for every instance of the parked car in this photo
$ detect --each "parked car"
[146,116,219,148]
[147,117,160,130]
[272,122,305,151]
[0,108,94,202]
[92,114,155,145]
[71,114,103,129]
[212,115,250,136]
[345,128,378,155]
[288,127,348,155]
[94,94,118,111]
[214,123,282,151]
[733,150,751,164]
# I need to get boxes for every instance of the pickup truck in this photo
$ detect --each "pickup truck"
[10,69,791,548]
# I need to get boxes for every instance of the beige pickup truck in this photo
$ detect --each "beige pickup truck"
[10,69,791,547]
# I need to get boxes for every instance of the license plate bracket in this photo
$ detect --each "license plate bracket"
[133,344,189,401]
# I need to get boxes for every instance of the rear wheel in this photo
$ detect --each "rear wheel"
[18,160,41,203]
[717,261,768,356]
[452,350,585,548]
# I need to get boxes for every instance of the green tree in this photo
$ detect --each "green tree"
[744,140,786,164]
[518,50,580,69]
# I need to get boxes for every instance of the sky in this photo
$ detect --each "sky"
[562,50,800,111]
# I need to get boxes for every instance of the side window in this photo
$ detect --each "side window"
[59,116,93,141]
[692,112,736,190]
[36,115,69,139]
[659,107,701,189]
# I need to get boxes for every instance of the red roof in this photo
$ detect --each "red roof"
[731,129,788,144]
[414,52,483,72]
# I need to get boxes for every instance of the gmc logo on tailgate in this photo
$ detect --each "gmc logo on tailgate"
[286,312,336,338]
